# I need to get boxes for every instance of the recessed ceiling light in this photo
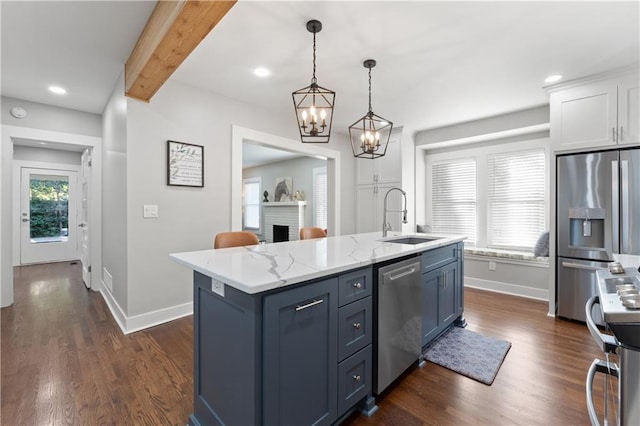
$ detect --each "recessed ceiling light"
[48,85,67,95]
[253,67,271,78]
[544,74,563,84]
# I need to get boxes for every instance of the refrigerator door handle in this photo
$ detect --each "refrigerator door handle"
[561,261,606,272]
[621,160,629,254]
[612,160,620,254]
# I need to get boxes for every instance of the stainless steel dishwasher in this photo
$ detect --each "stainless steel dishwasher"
[375,255,422,394]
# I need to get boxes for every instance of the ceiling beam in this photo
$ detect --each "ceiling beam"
[125,0,236,102]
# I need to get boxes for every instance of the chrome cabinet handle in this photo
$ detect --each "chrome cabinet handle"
[620,126,624,141]
[352,282,362,289]
[612,127,617,142]
[22,218,30,222]
[353,322,361,330]
[295,299,324,311]
[353,375,361,382]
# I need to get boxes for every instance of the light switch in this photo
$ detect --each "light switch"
[143,204,158,218]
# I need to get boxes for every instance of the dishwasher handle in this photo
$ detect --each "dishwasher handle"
[386,265,418,281]
[585,296,618,354]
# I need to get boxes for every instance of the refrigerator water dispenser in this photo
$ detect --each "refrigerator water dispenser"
[568,208,605,250]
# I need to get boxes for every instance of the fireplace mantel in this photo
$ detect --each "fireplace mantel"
[263,201,307,208]
[263,201,307,243]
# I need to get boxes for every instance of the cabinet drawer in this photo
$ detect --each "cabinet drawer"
[338,268,372,306]
[338,345,372,416]
[338,297,372,361]
[422,244,458,273]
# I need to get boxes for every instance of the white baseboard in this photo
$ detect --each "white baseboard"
[100,284,127,333]
[464,276,549,301]
[100,281,193,334]
[125,301,192,334]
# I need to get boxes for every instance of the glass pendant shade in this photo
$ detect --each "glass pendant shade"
[292,20,335,143]
[349,59,393,159]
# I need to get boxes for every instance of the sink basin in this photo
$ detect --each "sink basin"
[383,236,441,245]
[605,276,640,293]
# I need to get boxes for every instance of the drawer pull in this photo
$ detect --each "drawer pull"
[353,322,361,330]
[295,299,324,311]
[352,282,362,289]
[353,375,361,382]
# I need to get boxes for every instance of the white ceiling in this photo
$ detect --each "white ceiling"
[2,1,639,142]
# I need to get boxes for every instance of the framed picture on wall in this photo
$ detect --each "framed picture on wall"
[167,140,204,187]
[274,176,292,201]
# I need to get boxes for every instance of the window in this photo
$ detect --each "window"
[313,167,327,229]
[243,177,261,231]
[426,138,548,253]
[431,158,477,245]
[487,148,546,250]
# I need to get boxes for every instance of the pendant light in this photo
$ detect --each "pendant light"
[292,20,335,143]
[348,59,393,159]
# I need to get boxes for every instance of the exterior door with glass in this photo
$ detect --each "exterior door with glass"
[20,167,78,264]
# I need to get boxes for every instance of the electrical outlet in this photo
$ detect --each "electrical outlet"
[212,279,225,297]
[489,261,496,271]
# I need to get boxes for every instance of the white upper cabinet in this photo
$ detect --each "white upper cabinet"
[548,69,640,152]
[356,131,401,185]
[618,77,640,145]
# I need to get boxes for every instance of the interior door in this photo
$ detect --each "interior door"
[79,149,91,287]
[20,167,78,264]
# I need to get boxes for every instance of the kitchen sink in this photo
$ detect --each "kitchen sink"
[383,236,442,245]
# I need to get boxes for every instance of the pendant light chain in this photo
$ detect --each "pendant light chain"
[368,66,373,113]
[311,31,317,84]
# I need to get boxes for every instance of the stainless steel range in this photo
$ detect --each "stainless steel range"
[585,264,640,426]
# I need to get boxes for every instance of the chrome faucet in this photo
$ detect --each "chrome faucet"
[382,187,408,237]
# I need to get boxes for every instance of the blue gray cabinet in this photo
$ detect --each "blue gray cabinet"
[421,242,464,348]
[264,278,338,426]
[190,267,373,426]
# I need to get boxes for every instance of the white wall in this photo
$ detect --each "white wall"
[243,156,327,238]
[13,145,81,165]
[465,257,549,300]
[102,73,129,315]
[2,96,102,137]
[106,76,355,330]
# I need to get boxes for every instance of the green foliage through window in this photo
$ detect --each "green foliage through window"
[29,179,69,238]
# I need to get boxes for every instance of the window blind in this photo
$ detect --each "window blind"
[431,159,476,244]
[243,179,260,230]
[487,148,545,250]
[313,167,327,229]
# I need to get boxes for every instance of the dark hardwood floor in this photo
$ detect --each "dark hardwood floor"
[2,262,615,425]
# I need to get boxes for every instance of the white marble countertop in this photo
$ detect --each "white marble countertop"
[613,253,640,269]
[170,232,466,294]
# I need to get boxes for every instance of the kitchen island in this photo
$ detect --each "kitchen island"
[171,232,465,426]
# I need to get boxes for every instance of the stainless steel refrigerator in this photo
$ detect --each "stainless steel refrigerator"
[557,148,640,323]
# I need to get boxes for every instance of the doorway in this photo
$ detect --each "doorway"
[20,167,78,264]
[231,125,342,235]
